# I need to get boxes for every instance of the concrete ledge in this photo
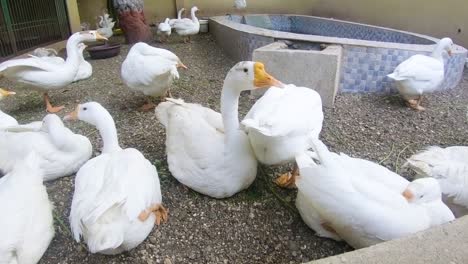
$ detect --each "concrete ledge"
[308,216,468,264]
[252,42,341,107]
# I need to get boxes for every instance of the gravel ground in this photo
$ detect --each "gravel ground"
[0,33,467,264]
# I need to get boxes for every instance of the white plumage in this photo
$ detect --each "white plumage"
[405,146,468,217]
[294,139,453,249]
[0,152,54,264]
[171,6,200,43]
[66,102,166,254]
[121,42,185,109]
[0,31,107,112]
[0,114,92,181]
[241,84,323,187]
[157,18,172,42]
[387,37,453,111]
[234,0,247,9]
[155,61,281,198]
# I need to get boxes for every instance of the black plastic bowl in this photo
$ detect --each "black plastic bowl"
[87,42,121,59]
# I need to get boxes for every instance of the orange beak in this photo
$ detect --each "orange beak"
[177,62,188,69]
[253,62,284,89]
[63,105,79,121]
[402,189,414,202]
[0,88,16,97]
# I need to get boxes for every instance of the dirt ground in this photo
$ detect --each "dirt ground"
[0,33,467,264]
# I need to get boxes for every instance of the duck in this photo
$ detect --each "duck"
[405,146,468,217]
[155,61,281,198]
[169,8,186,26]
[387,37,453,111]
[171,6,200,43]
[0,114,92,181]
[157,18,172,42]
[0,152,54,264]
[121,42,187,111]
[294,139,453,249]
[73,43,92,82]
[241,84,323,188]
[0,30,107,113]
[65,102,167,255]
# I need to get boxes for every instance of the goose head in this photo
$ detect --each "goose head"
[63,102,108,126]
[437,37,454,57]
[40,114,65,132]
[0,88,16,100]
[75,30,108,43]
[224,61,282,92]
[192,6,200,13]
[402,178,442,204]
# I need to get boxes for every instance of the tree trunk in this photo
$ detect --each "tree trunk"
[113,0,152,44]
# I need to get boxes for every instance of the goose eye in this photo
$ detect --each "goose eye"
[243,68,248,73]
[83,107,87,111]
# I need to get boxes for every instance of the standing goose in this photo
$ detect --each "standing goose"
[65,102,166,254]
[171,6,200,43]
[387,37,453,111]
[0,152,54,264]
[157,18,172,42]
[121,42,187,111]
[241,84,323,188]
[169,8,186,26]
[295,139,453,248]
[405,146,468,217]
[0,114,92,181]
[155,61,281,198]
[0,31,107,113]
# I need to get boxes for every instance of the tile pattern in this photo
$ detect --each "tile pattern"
[340,46,467,93]
[211,17,467,93]
[210,21,274,61]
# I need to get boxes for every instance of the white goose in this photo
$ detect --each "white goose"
[241,84,323,188]
[155,61,281,198]
[405,146,468,217]
[169,8,185,26]
[387,37,453,111]
[157,18,172,42]
[295,139,453,249]
[0,31,107,113]
[0,114,92,181]
[0,152,54,264]
[73,43,92,82]
[65,102,166,255]
[171,6,200,43]
[121,42,187,111]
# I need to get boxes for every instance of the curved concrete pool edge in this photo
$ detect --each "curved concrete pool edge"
[210,15,467,93]
[306,215,468,264]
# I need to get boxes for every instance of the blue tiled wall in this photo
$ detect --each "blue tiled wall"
[244,15,435,45]
[212,16,467,93]
[340,46,466,93]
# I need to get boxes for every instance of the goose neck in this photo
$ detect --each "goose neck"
[95,111,121,153]
[220,81,241,141]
